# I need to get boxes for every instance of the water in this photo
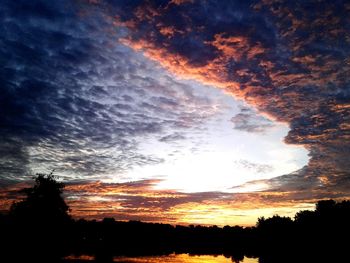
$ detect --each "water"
[113,254,257,263]
[65,254,258,263]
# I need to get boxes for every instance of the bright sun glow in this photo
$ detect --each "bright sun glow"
[116,83,309,193]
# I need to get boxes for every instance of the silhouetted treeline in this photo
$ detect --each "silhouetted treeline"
[1,174,349,262]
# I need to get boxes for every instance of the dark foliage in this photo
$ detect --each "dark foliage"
[2,173,72,262]
[1,175,349,262]
[10,172,70,223]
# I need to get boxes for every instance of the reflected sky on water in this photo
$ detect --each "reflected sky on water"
[113,254,258,263]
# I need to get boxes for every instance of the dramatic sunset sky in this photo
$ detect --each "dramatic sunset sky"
[1,0,349,226]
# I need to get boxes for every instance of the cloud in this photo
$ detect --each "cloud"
[95,0,350,197]
[234,160,274,174]
[231,107,275,133]
[63,179,232,223]
[159,133,186,143]
[1,0,349,225]
[0,0,222,183]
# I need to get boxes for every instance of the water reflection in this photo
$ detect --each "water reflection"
[113,254,258,263]
[64,254,257,262]
[65,254,95,261]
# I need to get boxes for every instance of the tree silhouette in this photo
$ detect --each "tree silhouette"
[8,172,72,261]
[10,172,70,224]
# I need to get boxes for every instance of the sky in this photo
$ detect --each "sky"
[0,0,349,226]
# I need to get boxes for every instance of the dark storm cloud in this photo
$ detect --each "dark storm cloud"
[101,0,350,197]
[0,0,219,183]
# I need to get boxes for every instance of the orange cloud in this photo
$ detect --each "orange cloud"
[2,177,349,226]
[119,37,240,93]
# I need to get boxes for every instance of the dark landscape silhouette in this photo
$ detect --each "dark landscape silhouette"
[1,173,349,263]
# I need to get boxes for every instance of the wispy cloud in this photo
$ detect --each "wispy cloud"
[231,106,275,133]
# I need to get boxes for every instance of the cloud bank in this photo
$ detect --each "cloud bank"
[100,0,350,194]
